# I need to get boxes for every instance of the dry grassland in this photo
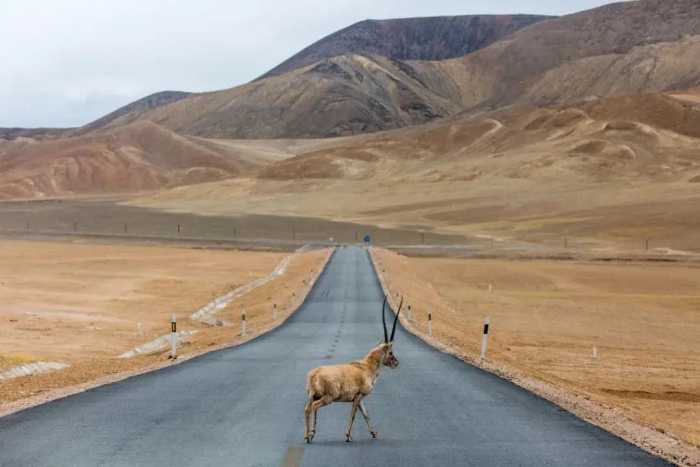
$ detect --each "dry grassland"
[0,240,330,406]
[372,248,700,447]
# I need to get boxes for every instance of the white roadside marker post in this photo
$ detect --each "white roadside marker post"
[273,304,278,321]
[428,312,432,337]
[170,314,177,359]
[480,316,491,361]
[593,346,598,359]
[241,310,247,337]
[407,305,412,322]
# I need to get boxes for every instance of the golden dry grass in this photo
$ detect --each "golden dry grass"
[0,240,330,404]
[373,247,700,446]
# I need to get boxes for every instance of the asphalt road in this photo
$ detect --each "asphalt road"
[0,246,668,467]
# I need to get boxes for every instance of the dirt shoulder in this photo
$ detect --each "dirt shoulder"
[0,240,332,415]
[371,247,700,467]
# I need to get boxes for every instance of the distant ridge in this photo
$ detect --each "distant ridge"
[258,14,552,79]
[79,91,191,134]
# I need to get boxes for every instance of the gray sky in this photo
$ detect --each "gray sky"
[1,0,617,128]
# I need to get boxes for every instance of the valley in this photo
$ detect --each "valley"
[2,1,700,464]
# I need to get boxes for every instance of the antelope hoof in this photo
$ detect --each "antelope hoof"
[371,431,378,439]
[345,434,353,443]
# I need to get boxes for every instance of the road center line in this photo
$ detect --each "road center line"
[281,446,304,467]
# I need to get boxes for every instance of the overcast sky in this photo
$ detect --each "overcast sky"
[1,0,617,128]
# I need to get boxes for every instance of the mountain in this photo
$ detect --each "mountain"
[90,54,464,139]
[418,0,700,112]
[83,0,700,140]
[258,14,551,79]
[80,91,191,134]
[83,14,545,139]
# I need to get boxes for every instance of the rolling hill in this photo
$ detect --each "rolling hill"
[0,121,257,199]
[132,88,700,251]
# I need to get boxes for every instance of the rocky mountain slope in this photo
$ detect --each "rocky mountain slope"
[259,14,550,79]
[79,91,191,135]
[418,0,700,112]
[94,54,463,139]
[84,0,700,139]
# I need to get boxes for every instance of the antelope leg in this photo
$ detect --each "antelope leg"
[313,406,318,437]
[309,395,332,442]
[359,401,378,438]
[303,397,313,442]
[345,397,361,442]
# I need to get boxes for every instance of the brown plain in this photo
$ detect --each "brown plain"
[372,248,700,446]
[0,240,330,406]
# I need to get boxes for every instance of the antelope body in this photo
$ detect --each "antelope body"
[304,296,402,443]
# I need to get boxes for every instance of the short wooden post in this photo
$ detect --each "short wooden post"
[428,312,432,336]
[273,304,278,321]
[177,223,181,234]
[241,310,247,337]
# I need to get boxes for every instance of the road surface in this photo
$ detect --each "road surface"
[0,246,668,466]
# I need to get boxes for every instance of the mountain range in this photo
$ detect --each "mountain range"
[2,0,700,203]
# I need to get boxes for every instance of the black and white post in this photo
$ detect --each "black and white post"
[407,305,412,322]
[170,314,177,359]
[480,316,490,361]
[273,304,278,321]
[428,312,432,337]
[241,310,247,337]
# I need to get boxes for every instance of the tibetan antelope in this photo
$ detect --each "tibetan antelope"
[304,296,403,443]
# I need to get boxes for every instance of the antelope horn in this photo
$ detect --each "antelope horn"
[381,295,389,343]
[390,297,403,342]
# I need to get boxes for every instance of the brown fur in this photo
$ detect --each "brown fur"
[304,342,398,443]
